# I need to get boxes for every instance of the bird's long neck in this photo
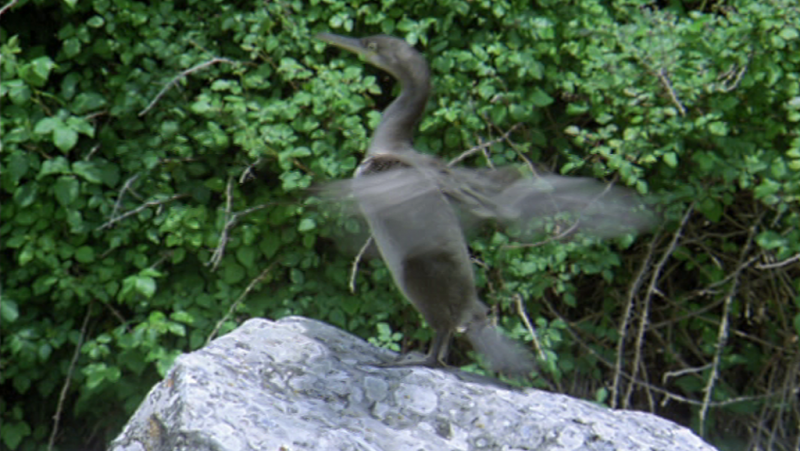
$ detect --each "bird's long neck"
[368,68,430,155]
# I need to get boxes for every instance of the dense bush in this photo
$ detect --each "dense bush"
[1,0,798,450]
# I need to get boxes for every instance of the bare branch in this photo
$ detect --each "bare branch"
[627,205,693,408]
[540,293,798,409]
[84,144,101,161]
[207,178,235,271]
[206,262,277,345]
[699,212,761,432]
[514,293,545,361]
[239,158,263,184]
[448,123,522,167]
[96,194,186,231]
[48,304,92,451]
[349,236,373,293]
[757,253,800,270]
[109,174,140,220]
[611,227,661,408]
[0,0,18,17]
[656,68,687,116]
[207,193,275,272]
[717,63,748,93]
[139,57,236,117]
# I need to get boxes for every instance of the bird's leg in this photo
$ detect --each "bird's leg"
[378,328,452,369]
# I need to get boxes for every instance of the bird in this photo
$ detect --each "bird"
[316,33,653,375]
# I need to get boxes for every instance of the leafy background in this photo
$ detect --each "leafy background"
[1,0,799,450]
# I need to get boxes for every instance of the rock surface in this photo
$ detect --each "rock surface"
[110,317,715,451]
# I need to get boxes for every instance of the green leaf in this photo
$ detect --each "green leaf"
[530,88,554,107]
[779,26,799,40]
[19,56,56,87]
[34,117,61,135]
[72,161,104,184]
[66,116,95,137]
[663,152,678,168]
[71,92,107,114]
[235,246,256,268]
[223,262,245,284]
[298,218,316,232]
[13,182,37,207]
[171,311,195,324]
[1,420,31,450]
[6,152,30,185]
[54,176,80,206]
[39,157,72,178]
[260,234,280,258]
[63,37,82,58]
[0,299,19,322]
[53,125,79,152]
[708,121,728,136]
[87,15,105,28]
[135,276,157,298]
[75,246,95,263]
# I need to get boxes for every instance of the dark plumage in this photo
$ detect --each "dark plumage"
[317,33,653,375]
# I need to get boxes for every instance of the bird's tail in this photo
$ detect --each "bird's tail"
[465,320,536,377]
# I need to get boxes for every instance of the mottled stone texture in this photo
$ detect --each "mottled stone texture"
[110,317,714,451]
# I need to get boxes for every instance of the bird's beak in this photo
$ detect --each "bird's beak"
[316,32,375,59]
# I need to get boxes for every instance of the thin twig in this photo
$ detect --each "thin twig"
[48,304,93,451]
[207,199,275,271]
[349,236,373,293]
[502,220,581,250]
[84,144,101,161]
[757,253,800,270]
[717,63,748,93]
[539,294,798,409]
[139,57,236,117]
[625,213,687,408]
[239,158,263,184]
[0,0,18,17]
[208,178,235,270]
[514,293,545,361]
[96,194,187,230]
[448,123,522,167]
[206,262,277,345]
[611,226,661,408]
[109,174,140,221]
[699,212,761,433]
[656,68,686,116]
[663,363,713,383]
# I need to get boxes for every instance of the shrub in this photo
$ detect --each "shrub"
[1,0,797,450]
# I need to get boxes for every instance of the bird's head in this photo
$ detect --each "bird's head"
[316,33,429,86]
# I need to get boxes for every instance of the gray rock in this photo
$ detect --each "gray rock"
[110,317,715,451]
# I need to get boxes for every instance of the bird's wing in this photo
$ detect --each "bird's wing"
[316,157,654,240]
[439,165,656,238]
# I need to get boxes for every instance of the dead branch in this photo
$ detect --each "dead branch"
[514,293,545,361]
[109,174,140,221]
[448,123,522,167]
[206,262,277,345]
[139,57,236,117]
[656,68,687,116]
[699,212,761,432]
[0,0,18,17]
[96,194,187,231]
[48,304,92,451]
[349,236,373,293]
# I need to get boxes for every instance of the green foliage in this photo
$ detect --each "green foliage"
[1,0,798,450]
